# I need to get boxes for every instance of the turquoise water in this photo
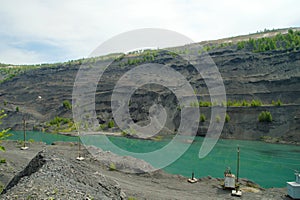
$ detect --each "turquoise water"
[8,131,300,188]
[7,131,78,144]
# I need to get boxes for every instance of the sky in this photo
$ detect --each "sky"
[0,0,300,65]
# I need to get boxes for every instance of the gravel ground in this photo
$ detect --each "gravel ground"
[0,141,291,200]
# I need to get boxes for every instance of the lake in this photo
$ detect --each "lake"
[7,131,300,188]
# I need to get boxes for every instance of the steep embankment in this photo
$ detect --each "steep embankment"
[0,29,300,142]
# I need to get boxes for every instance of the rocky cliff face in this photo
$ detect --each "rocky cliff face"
[0,38,299,142]
[198,105,300,142]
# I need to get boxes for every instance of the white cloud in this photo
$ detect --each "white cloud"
[0,0,300,64]
[0,44,42,64]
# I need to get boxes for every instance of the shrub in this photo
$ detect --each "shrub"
[200,114,206,122]
[226,100,233,107]
[0,184,3,194]
[190,101,198,107]
[121,130,128,136]
[107,120,115,128]
[109,162,116,171]
[28,139,35,143]
[62,100,72,110]
[272,99,282,106]
[49,116,71,126]
[15,106,19,112]
[199,101,212,107]
[241,100,250,107]
[176,105,182,111]
[17,140,24,146]
[251,99,262,107]
[99,124,106,130]
[122,128,136,136]
[258,111,272,122]
[232,100,241,107]
[225,113,230,123]
[216,115,221,123]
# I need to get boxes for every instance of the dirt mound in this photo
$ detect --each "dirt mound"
[87,145,156,173]
[0,141,125,200]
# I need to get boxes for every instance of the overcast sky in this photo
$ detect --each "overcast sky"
[0,0,300,64]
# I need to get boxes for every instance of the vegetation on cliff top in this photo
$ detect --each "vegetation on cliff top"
[193,28,300,54]
[1,28,299,84]
[237,29,300,52]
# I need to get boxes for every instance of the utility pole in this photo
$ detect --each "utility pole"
[75,122,84,161]
[237,146,240,183]
[21,117,29,150]
[232,145,242,197]
[76,136,84,161]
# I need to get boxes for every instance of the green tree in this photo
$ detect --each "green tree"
[269,39,277,50]
[0,110,11,152]
[237,41,245,50]
[249,38,256,48]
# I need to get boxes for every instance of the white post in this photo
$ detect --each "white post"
[21,118,29,150]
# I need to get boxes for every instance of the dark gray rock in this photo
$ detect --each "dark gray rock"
[0,44,299,142]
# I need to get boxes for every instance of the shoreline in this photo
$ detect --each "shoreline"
[56,130,300,146]
[0,140,289,199]
[4,135,298,189]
